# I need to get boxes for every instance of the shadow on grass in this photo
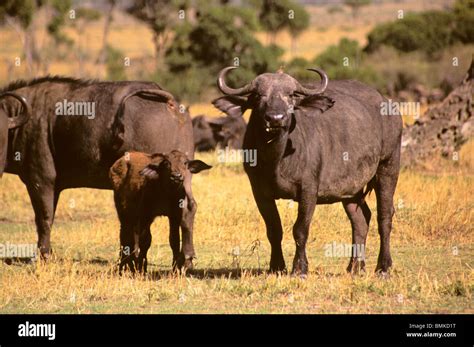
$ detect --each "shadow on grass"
[148,267,265,280]
[1,257,36,265]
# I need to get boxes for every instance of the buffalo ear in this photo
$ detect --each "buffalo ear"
[187,160,212,174]
[212,96,248,117]
[140,163,161,179]
[296,95,335,115]
[205,117,226,132]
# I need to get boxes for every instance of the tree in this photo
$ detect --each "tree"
[47,0,73,45]
[259,0,288,44]
[97,0,116,64]
[344,0,371,19]
[71,8,101,76]
[257,0,310,53]
[0,0,73,76]
[0,0,39,76]
[287,3,309,56]
[163,5,283,101]
[127,0,188,68]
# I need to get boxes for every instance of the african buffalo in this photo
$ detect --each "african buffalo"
[192,107,246,151]
[110,150,211,273]
[192,115,217,151]
[214,67,402,277]
[0,93,31,176]
[1,76,198,268]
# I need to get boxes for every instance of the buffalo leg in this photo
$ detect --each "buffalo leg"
[249,180,285,272]
[374,152,400,274]
[180,197,197,270]
[291,195,317,277]
[343,200,371,274]
[119,221,137,274]
[137,219,152,273]
[168,216,181,270]
[26,181,57,259]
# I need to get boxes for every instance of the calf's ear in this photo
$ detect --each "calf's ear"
[109,158,128,189]
[187,160,212,174]
[140,163,161,179]
[212,96,248,117]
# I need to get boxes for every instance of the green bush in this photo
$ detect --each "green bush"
[365,0,473,56]
[164,5,283,102]
[365,11,456,55]
[313,38,383,88]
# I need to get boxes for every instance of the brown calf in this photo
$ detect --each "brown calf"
[109,150,211,273]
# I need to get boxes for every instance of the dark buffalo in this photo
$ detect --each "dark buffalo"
[192,104,246,151]
[1,76,198,268]
[214,67,402,277]
[110,150,211,273]
[0,93,31,176]
[192,115,217,151]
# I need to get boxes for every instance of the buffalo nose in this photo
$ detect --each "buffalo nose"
[172,173,183,180]
[264,114,285,123]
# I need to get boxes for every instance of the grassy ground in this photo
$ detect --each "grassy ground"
[0,149,472,313]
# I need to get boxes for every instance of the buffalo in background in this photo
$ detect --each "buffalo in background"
[192,99,247,151]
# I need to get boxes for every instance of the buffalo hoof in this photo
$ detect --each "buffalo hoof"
[173,254,194,272]
[375,257,392,276]
[269,266,287,275]
[290,272,307,279]
[39,248,52,261]
[183,257,194,270]
[375,269,390,280]
[291,258,308,277]
[269,259,286,273]
[137,257,148,274]
[347,259,366,275]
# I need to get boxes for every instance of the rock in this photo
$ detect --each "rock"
[401,59,473,167]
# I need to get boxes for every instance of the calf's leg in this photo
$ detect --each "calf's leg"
[137,220,152,273]
[180,197,197,270]
[119,220,138,274]
[168,216,181,270]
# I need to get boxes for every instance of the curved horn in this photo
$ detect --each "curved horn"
[121,88,176,106]
[296,68,329,96]
[217,66,252,96]
[0,92,31,129]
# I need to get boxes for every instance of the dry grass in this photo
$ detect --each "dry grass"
[0,0,471,313]
[0,150,472,313]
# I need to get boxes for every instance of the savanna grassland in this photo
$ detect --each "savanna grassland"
[0,0,471,315]
[0,143,472,314]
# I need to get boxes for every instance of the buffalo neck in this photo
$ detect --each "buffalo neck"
[256,127,297,194]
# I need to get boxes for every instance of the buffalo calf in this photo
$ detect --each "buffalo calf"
[109,150,211,273]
